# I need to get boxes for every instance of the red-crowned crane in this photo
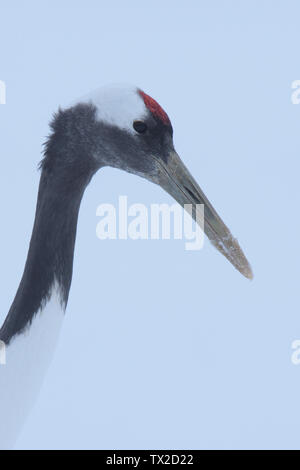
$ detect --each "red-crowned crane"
[0,85,252,449]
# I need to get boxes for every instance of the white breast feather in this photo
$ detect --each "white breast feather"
[0,282,65,449]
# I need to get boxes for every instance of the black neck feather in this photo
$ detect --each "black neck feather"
[0,105,98,344]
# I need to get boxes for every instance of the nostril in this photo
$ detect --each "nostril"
[183,186,196,202]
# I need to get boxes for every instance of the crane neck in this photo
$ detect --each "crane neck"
[0,146,96,345]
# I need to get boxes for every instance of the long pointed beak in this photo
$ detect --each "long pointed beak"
[155,151,253,280]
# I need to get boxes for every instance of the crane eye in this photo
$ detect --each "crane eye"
[133,120,147,134]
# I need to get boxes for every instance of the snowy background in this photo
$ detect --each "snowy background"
[0,0,300,450]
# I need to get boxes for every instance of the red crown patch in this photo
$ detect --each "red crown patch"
[139,90,171,126]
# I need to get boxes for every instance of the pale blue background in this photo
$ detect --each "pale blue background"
[0,0,299,450]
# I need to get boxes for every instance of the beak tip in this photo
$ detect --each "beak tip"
[244,267,254,281]
[236,252,253,281]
